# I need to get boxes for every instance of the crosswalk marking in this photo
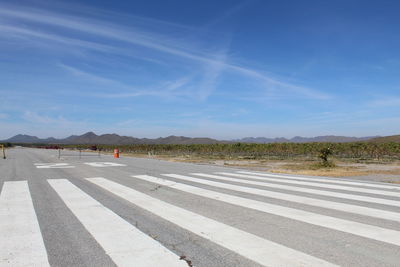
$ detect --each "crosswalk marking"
[217,172,400,198]
[192,173,400,207]
[87,177,337,267]
[160,174,400,246]
[160,173,400,222]
[34,163,75,169]
[237,171,400,191]
[4,171,400,266]
[48,179,187,267]
[84,162,126,167]
[0,181,50,267]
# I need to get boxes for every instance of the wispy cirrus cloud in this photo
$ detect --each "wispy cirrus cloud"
[0,3,330,100]
[23,111,66,124]
[0,24,112,52]
[59,64,193,99]
[1,1,400,140]
[368,96,400,107]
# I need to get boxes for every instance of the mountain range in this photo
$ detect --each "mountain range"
[3,132,222,145]
[2,132,384,144]
[233,135,378,143]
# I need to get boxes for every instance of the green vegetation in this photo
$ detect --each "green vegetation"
[14,141,400,163]
[318,147,335,167]
[368,135,400,143]
[17,142,400,161]
[0,142,13,148]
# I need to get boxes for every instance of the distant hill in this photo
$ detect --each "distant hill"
[233,135,377,143]
[2,132,222,145]
[5,134,42,143]
[3,132,382,145]
[2,132,382,145]
[368,135,400,143]
[234,137,290,143]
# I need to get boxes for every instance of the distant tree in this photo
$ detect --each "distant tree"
[318,147,334,167]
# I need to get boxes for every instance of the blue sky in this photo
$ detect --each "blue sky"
[1,0,400,139]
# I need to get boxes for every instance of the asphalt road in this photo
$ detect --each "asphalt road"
[1,147,400,267]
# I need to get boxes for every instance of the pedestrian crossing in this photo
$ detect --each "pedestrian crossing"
[48,179,187,267]
[217,172,400,197]
[88,177,336,267]
[192,173,400,207]
[1,171,400,266]
[237,171,400,191]
[159,174,400,222]
[0,181,50,267]
[147,174,400,246]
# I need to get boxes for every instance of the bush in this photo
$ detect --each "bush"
[318,147,335,167]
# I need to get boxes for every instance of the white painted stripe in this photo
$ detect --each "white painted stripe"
[84,162,126,167]
[161,174,400,222]
[193,173,400,207]
[238,171,400,191]
[159,174,400,247]
[88,177,337,267]
[0,181,50,267]
[35,163,75,169]
[217,172,400,198]
[48,179,186,267]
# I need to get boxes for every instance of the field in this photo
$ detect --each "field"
[62,142,400,160]
[13,141,400,182]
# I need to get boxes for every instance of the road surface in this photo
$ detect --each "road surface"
[1,147,400,266]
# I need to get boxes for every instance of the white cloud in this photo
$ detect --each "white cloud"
[368,97,400,107]
[60,64,195,99]
[0,4,330,100]
[0,24,112,52]
[23,111,63,124]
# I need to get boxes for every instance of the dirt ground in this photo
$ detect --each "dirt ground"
[120,152,400,184]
